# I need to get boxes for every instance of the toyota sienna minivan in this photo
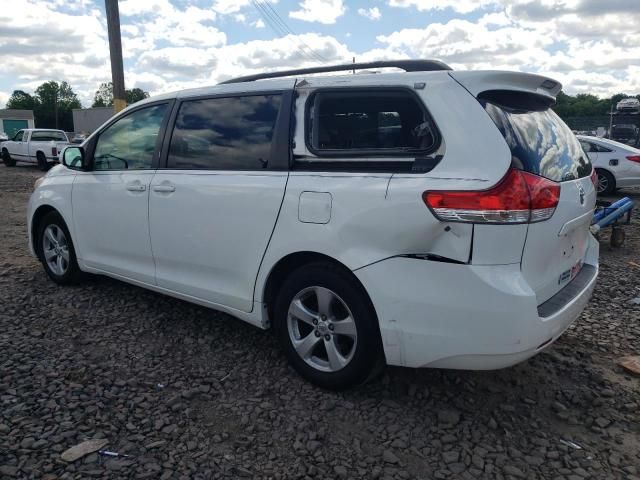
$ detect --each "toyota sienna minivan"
[28,60,598,389]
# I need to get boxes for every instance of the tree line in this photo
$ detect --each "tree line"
[553,92,640,118]
[4,81,149,132]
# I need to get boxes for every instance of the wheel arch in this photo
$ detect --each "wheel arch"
[594,167,617,193]
[261,251,378,329]
[594,166,615,177]
[31,205,63,259]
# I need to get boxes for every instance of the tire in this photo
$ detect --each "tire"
[37,152,50,171]
[274,261,384,390]
[2,149,15,167]
[37,211,83,284]
[596,169,615,195]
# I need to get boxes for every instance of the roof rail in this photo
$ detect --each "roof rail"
[219,59,452,84]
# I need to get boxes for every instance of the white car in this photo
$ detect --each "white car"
[578,135,640,194]
[27,60,599,389]
[616,97,640,114]
[1,128,70,171]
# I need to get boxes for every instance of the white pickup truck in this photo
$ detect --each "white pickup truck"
[1,129,70,171]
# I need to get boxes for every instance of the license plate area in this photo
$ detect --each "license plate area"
[558,258,584,286]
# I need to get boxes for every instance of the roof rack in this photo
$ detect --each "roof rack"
[219,59,452,85]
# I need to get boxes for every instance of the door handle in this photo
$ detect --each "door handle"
[152,184,176,193]
[126,183,146,192]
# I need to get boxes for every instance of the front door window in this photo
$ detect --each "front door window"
[93,104,167,170]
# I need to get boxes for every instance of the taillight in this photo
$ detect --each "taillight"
[626,155,640,164]
[590,169,598,188]
[423,168,560,224]
[52,147,57,156]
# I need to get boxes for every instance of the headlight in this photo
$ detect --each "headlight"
[34,177,44,190]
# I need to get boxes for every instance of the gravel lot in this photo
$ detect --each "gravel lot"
[1,164,639,480]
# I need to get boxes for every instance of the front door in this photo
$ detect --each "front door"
[72,102,171,284]
[9,130,29,160]
[149,92,290,312]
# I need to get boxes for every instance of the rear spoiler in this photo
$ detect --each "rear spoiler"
[449,71,562,102]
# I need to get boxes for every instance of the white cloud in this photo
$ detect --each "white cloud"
[120,2,225,52]
[387,0,495,14]
[253,19,266,28]
[234,13,247,23]
[0,0,110,106]
[212,0,277,15]
[0,91,9,107]
[290,0,346,24]
[358,7,381,21]
[212,0,251,15]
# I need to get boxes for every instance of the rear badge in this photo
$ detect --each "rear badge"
[577,184,585,205]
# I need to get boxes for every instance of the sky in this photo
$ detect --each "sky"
[0,0,639,108]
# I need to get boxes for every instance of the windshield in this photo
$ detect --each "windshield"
[483,101,592,182]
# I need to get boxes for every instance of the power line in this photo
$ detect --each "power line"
[261,1,328,62]
[250,0,327,63]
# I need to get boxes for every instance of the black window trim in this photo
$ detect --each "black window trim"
[594,142,613,153]
[85,99,175,172]
[158,89,293,172]
[302,86,442,160]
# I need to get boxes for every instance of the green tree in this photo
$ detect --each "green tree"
[126,87,149,105]
[33,81,81,131]
[6,90,38,111]
[553,91,640,119]
[92,82,112,107]
[92,82,150,107]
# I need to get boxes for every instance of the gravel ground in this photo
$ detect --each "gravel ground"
[1,164,639,480]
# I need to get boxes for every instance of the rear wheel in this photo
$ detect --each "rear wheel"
[37,152,50,171]
[37,211,83,284]
[596,169,615,195]
[274,262,384,390]
[2,149,15,167]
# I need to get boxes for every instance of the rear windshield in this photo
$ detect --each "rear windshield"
[482,100,592,182]
[31,130,67,141]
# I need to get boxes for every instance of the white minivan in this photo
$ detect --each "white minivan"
[28,60,599,389]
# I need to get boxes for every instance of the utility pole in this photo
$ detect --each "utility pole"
[54,84,58,129]
[105,0,126,113]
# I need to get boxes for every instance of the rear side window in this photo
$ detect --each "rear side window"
[481,93,591,182]
[306,89,438,156]
[168,94,281,170]
[579,140,596,153]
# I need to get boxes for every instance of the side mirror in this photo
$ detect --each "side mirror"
[62,146,88,170]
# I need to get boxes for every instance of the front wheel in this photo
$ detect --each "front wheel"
[2,149,15,167]
[37,211,83,284]
[274,262,384,390]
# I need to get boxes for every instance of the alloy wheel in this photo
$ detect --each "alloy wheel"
[287,286,358,373]
[597,172,608,194]
[42,224,70,276]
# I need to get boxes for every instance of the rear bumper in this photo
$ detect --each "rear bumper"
[355,234,599,369]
